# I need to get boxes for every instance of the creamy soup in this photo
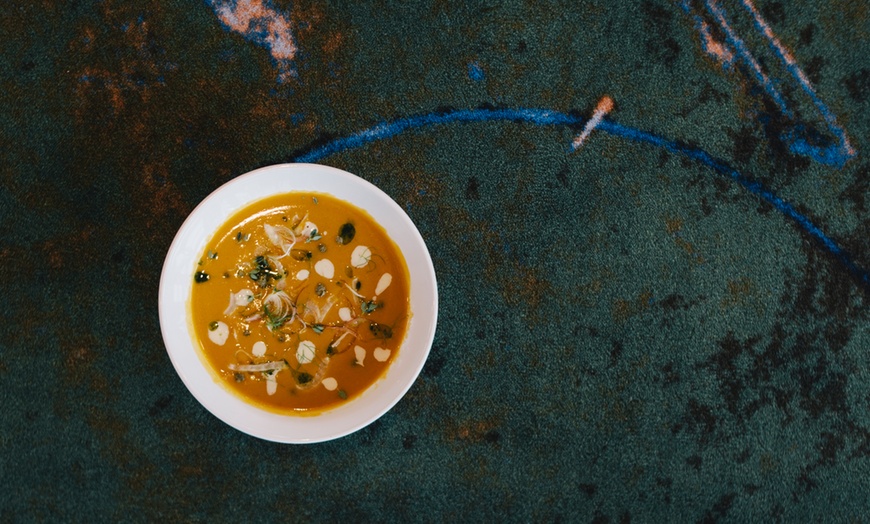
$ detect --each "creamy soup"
[190,192,410,414]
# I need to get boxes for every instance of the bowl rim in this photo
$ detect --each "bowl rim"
[158,163,438,443]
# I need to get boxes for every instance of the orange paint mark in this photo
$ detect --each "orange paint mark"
[572,95,615,150]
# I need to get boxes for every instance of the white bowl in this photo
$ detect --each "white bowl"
[158,163,438,443]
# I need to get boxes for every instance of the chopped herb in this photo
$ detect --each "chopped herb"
[282,215,288,222]
[264,304,286,330]
[318,243,327,253]
[249,255,280,287]
[337,223,356,245]
[312,324,325,334]
[355,280,362,290]
[208,321,219,331]
[368,321,393,339]
[243,329,251,336]
[207,250,218,259]
[315,282,326,297]
[277,333,287,343]
[297,372,313,385]
[338,389,348,399]
[306,229,322,242]
[223,272,230,279]
[345,266,354,278]
[195,271,210,283]
[234,372,245,383]
[236,231,242,241]
[326,345,335,356]
[312,197,318,204]
[360,300,381,314]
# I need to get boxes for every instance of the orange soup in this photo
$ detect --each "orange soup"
[190,192,410,414]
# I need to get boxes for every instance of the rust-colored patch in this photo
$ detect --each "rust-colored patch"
[321,30,344,54]
[501,262,551,313]
[664,215,706,265]
[138,163,190,230]
[63,335,97,375]
[722,276,755,307]
[447,417,503,444]
[71,6,171,120]
[611,289,653,323]
[37,239,65,270]
[665,216,684,235]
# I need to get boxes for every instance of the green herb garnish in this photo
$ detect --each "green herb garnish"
[195,271,210,283]
[360,300,381,314]
[264,304,286,330]
[338,389,347,399]
[306,229,322,242]
[312,324,325,334]
[208,321,219,331]
[249,255,281,288]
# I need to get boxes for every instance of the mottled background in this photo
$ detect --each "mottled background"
[2,0,869,521]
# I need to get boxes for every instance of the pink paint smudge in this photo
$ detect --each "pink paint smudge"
[699,20,734,66]
[209,0,298,82]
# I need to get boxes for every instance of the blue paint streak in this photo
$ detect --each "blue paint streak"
[686,0,856,167]
[738,0,856,167]
[702,0,793,118]
[292,107,869,289]
[468,61,486,82]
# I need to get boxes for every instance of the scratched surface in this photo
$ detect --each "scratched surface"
[2,0,869,520]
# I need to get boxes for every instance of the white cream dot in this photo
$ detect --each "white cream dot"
[322,377,338,391]
[339,307,352,322]
[354,345,366,366]
[296,269,309,280]
[373,347,391,362]
[351,246,372,268]
[296,340,316,364]
[266,378,278,396]
[375,273,393,296]
[314,259,335,279]
[235,289,254,305]
[207,321,230,346]
[252,341,267,357]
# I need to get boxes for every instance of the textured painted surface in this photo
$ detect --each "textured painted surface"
[1,0,869,520]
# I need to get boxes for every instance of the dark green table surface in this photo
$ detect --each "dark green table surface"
[3,0,869,521]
